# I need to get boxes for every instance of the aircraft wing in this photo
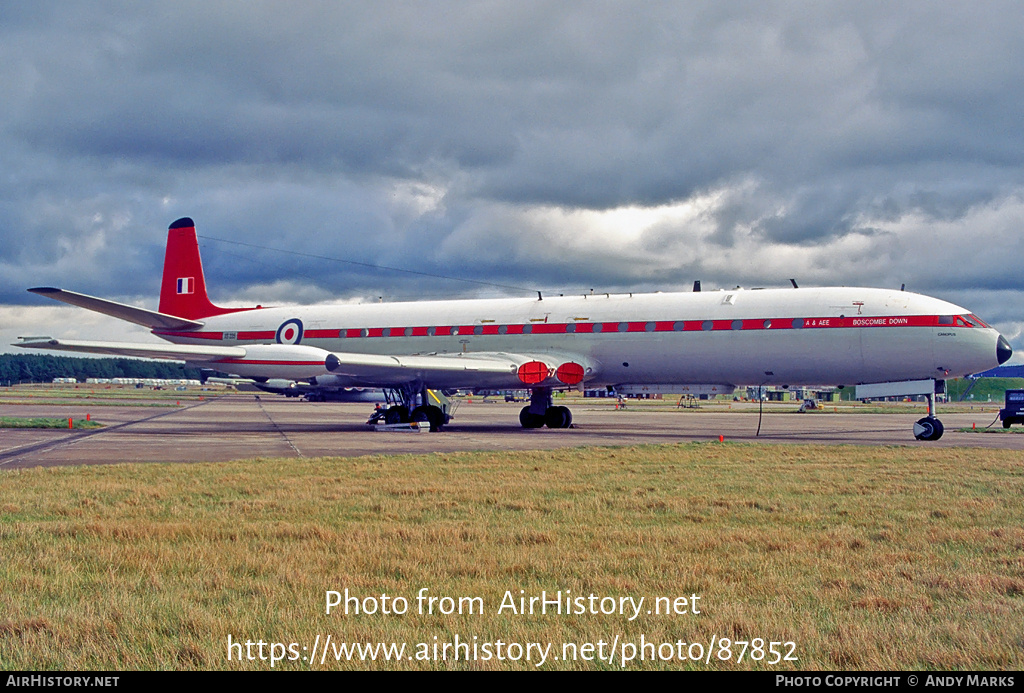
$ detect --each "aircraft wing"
[14,338,335,380]
[325,351,516,381]
[16,337,594,389]
[323,350,594,389]
[28,287,204,330]
[15,337,244,361]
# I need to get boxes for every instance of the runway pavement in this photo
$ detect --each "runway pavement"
[2,394,1022,469]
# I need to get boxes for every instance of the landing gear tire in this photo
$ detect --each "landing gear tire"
[913,416,944,441]
[520,406,545,429]
[411,405,446,432]
[384,405,410,425]
[545,405,572,429]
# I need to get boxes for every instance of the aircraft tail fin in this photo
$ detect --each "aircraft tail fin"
[158,217,239,320]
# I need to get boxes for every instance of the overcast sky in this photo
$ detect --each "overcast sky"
[3,1,1024,355]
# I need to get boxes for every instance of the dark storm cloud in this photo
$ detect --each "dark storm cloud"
[3,1,1024,353]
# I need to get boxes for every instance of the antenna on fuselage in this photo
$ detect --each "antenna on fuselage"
[537,291,543,301]
[693,281,701,292]
[789,278,799,288]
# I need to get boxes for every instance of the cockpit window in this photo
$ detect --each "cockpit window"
[938,315,988,327]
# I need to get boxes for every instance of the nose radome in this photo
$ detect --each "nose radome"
[997,334,1013,365]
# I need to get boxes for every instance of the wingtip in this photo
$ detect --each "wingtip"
[13,336,56,348]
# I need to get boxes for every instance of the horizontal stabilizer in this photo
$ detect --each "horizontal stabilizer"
[28,287,204,330]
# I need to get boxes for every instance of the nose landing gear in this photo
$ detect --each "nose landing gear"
[913,416,944,441]
[855,379,946,442]
[913,391,944,441]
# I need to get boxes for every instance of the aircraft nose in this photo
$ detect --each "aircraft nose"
[997,334,1013,365]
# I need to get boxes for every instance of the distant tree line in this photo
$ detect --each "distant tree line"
[0,354,202,385]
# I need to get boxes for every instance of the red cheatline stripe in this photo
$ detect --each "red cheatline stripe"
[155,314,960,341]
[215,360,325,366]
[153,331,226,340]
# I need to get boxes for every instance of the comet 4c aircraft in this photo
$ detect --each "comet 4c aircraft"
[18,217,1012,439]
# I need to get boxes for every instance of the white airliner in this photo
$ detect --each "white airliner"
[18,217,1012,440]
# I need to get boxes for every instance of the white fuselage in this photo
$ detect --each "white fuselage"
[152,286,1004,389]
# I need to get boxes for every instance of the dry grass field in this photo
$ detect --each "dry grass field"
[1,443,1022,670]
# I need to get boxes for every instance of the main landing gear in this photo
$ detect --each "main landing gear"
[519,388,573,429]
[913,391,944,441]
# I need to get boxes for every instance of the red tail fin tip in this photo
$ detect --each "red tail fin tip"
[158,218,238,320]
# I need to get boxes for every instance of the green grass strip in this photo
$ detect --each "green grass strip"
[0,417,104,429]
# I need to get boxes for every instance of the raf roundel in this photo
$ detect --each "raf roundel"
[276,318,304,345]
